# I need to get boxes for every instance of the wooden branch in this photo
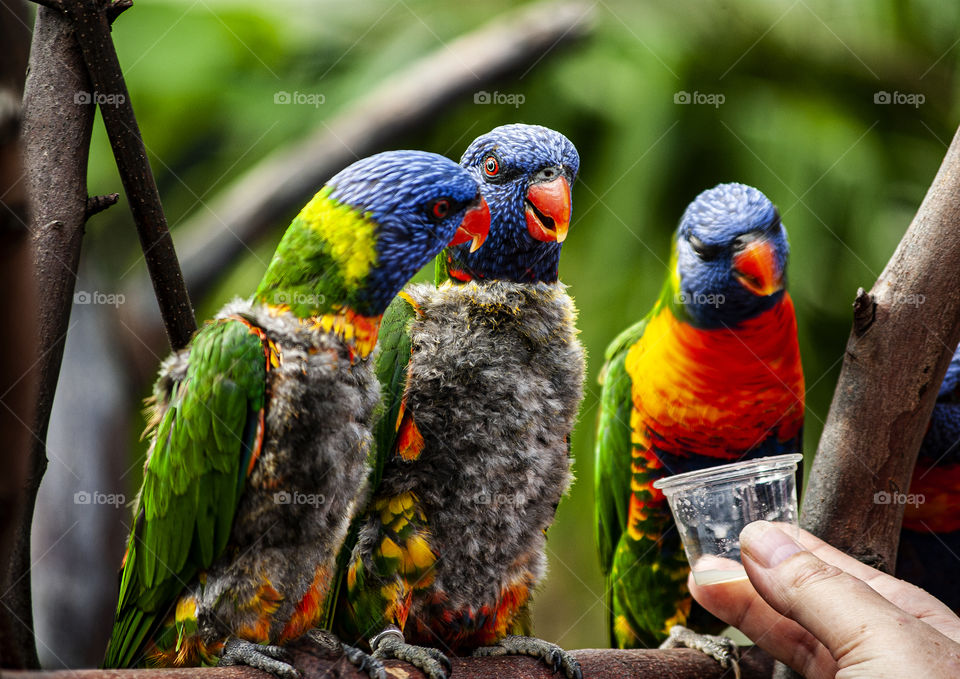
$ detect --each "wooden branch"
[1,646,774,679]
[168,0,593,304]
[0,0,37,669]
[85,192,120,219]
[1,3,98,669]
[801,124,960,571]
[56,0,196,350]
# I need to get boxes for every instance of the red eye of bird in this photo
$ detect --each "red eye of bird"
[431,199,451,219]
[483,156,499,176]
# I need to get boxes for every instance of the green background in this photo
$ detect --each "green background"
[73,0,959,653]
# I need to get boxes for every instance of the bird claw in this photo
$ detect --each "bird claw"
[303,629,387,679]
[660,625,741,679]
[371,628,451,679]
[220,638,299,679]
[473,635,582,679]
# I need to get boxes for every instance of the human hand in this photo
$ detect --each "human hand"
[688,520,960,678]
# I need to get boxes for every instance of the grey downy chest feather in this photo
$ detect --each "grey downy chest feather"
[187,300,378,639]
[386,281,585,611]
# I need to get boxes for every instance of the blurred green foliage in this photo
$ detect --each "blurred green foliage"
[84,0,960,650]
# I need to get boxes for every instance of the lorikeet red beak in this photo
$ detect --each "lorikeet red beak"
[448,196,490,252]
[733,237,783,296]
[525,175,572,243]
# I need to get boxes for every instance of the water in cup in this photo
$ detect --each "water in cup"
[653,453,802,585]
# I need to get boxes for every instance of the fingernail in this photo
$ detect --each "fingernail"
[741,521,804,568]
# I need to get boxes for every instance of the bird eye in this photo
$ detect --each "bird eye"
[483,155,499,177]
[688,234,720,261]
[429,198,451,220]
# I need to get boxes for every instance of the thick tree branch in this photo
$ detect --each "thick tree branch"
[2,4,97,669]
[802,124,960,571]
[58,0,196,350]
[0,0,37,669]
[2,646,773,679]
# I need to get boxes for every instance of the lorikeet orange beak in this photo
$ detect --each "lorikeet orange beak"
[448,196,490,252]
[525,175,572,243]
[733,237,783,296]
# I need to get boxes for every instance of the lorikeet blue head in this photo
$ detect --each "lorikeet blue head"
[444,123,579,283]
[672,182,788,329]
[256,150,489,319]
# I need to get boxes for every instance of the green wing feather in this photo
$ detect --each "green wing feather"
[104,319,267,668]
[594,316,648,576]
[324,293,417,631]
[433,251,452,286]
[370,294,417,489]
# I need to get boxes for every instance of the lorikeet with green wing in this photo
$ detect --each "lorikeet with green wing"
[594,183,804,672]
[102,150,490,678]
[329,124,584,679]
[898,345,960,611]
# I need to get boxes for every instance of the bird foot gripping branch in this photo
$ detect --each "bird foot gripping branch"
[660,626,741,679]
[370,627,452,679]
[473,634,582,679]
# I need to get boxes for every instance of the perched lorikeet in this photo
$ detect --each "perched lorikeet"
[594,183,804,668]
[898,345,960,611]
[329,124,584,679]
[102,150,490,678]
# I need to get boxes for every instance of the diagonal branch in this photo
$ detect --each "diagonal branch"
[801,124,960,570]
[58,0,196,351]
[169,0,593,305]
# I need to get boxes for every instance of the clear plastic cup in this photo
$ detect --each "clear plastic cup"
[652,453,802,585]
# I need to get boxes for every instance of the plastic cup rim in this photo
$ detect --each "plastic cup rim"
[651,453,803,493]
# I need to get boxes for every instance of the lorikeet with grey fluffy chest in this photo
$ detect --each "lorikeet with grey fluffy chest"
[103,150,489,678]
[330,124,585,679]
[595,183,804,672]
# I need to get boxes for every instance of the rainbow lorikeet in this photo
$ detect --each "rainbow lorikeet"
[898,345,960,611]
[594,183,804,668]
[328,124,584,679]
[102,150,490,678]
